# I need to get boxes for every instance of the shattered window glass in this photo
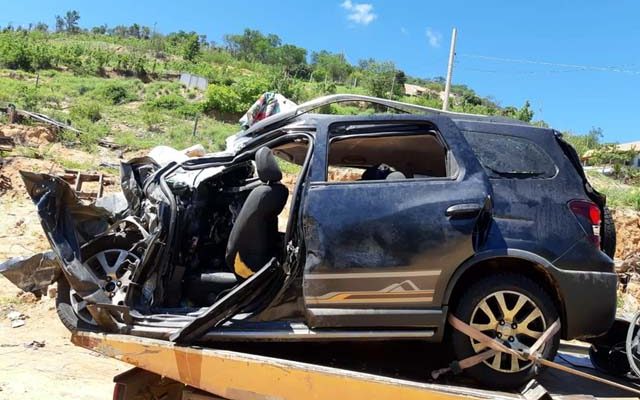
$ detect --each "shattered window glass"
[462,131,557,179]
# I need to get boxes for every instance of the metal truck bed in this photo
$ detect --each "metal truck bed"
[71,331,638,400]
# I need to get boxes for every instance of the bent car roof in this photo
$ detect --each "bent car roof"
[233,94,552,150]
[243,94,530,136]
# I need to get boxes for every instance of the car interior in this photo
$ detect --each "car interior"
[176,138,310,307]
[326,124,454,182]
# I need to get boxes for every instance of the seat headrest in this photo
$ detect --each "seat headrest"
[386,171,407,180]
[255,147,282,183]
[361,163,393,180]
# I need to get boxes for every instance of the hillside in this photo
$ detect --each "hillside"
[0,19,544,163]
[0,16,637,207]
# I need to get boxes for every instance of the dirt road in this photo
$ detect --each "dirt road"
[0,276,127,399]
[0,151,126,399]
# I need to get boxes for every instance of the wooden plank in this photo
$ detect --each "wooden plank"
[98,174,104,198]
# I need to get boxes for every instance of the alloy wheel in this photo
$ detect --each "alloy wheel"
[68,249,140,324]
[469,290,546,373]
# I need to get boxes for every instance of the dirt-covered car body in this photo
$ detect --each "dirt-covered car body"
[0,95,618,387]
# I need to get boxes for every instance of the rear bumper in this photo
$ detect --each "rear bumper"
[553,267,618,340]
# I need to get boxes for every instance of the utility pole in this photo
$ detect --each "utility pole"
[442,27,457,111]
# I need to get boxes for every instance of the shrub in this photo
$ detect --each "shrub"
[589,144,635,167]
[17,86,40,110]
[70,100,102,122]
[176,102,201,118]
[94,82,137,104]
[232,76,269,110]
[144,93,200,118]
[202,84,242,114]
[145,93,187,109]
[58,118,109,150]
[142,111,163,130]
[0,33,32,70]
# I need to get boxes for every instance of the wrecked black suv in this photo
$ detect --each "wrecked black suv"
[1,95,617,388]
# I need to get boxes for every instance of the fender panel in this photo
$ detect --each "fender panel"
[441,249,617,340]
[439,249,557,306]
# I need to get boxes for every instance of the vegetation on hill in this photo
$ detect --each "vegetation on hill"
[1,10,637,211]
[0,10,547,154]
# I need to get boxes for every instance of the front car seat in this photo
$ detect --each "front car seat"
[225,147,289,279]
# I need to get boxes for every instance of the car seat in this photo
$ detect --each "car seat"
[225,147,289,279]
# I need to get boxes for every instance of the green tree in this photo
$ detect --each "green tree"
[33,22,48,32]
[563,127,603,156]
[311,51,352,83]
[55,16,65,33]
[91,24,107,35]
[183,33,200,62]
[273,44,307,75]
[501,100,534,123]
[224,29,281,64]
[63,10,80,34]
[516,100,534,123]
[128,23,141,39]
[360,60,400,99]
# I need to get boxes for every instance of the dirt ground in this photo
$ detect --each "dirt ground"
[0,277,127,399]
[0,142,128,399]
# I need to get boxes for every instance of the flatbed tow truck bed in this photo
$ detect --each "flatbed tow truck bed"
[71,331,639,400]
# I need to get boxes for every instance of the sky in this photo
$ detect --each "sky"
[2,0,639,143]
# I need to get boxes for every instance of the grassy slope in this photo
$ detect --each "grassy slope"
[0,68,238,156]
[586,170,640,210]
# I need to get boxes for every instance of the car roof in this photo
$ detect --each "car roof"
[234,94,554,151]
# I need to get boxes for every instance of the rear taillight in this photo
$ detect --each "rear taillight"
[569,200,601,247]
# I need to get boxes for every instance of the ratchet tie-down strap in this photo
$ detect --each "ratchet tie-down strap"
[432,315,560,379]
[433,314,640,396]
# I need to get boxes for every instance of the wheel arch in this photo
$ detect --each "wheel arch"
[443,250,568,338]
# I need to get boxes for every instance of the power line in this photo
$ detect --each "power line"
[456,66,588,76]
[458,53,640,75]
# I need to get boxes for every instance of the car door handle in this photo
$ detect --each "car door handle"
[445,203,483,218]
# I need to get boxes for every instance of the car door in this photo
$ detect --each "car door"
[301,115,492,328]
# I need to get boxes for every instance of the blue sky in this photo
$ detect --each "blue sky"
[2,0,639,142]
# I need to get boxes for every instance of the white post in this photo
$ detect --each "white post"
[442,28,457,111]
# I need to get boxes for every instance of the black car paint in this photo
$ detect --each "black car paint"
[0,109,617,343]
[301,116,492,331]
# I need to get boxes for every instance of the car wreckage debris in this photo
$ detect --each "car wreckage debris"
[7,310,27,328]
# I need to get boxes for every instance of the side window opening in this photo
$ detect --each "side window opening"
[326,125,452,182]
[269,138,311,232]
[462,131,557,179]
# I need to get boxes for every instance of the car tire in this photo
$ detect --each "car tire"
[601,206,616,259]
[588,344,630,376]
[56,276,99,332]
[55,234,140,332]
[450,273,560,389]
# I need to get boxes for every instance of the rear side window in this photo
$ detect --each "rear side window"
[462,131,557,179]
[327,132,450,182]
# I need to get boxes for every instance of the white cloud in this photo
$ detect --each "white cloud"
[340,0,377,26]
[400,27,409,35]
[426,27,442,48]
